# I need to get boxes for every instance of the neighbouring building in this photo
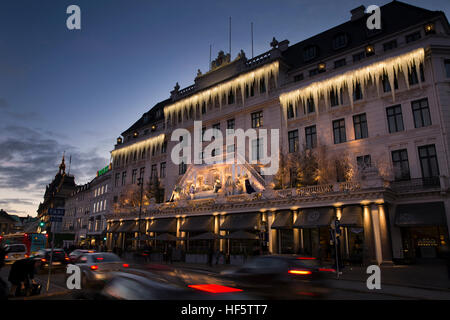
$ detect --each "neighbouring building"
[0,209,16,235]
[37,155,76,245]
[106,1,450,265]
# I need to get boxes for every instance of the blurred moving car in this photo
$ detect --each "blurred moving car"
[70,252,129,289]
[4,244,28,263]
[98,269,254,300]
[220,255,335,299]
[34,249,70,272]
[68,249,95,263]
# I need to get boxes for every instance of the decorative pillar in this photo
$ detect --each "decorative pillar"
[370,204,383,265]
[214,215,219,251]
[293,210,300,253]
[377,204,393,263]
[219,215,226,252]
[268,211,277,254]
[176,217,181,247]
[363,205,375,265]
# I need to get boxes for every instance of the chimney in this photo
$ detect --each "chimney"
[278,40,290,52]
[350,5,366,21]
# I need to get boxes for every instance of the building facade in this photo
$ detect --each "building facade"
[106,1,450,265]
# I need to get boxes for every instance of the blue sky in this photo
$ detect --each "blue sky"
[0,0,449,216]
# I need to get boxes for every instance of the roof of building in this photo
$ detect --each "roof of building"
[0,209,16,223]
[118,1,449,137]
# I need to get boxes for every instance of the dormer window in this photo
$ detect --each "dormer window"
[303,46,318,62]
[332,33,348,50]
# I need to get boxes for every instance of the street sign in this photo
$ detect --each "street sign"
[48,208,65,216]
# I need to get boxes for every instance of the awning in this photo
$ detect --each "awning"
[130,222,147,233]
[116,221,135,233]
[293,207,335,228]
[180,216,214,232]
[107,222,120,233]
[154,233,177,241]
[395,202,447,227]
[271,211,293,229]
[189,232,222,240]
[340,206,363,227]
[147,218,177,233]
[225,230,260,240]
[220,213,260,231]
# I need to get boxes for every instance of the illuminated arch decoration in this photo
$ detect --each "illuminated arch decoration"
[279,47,425,118]
[164,61,279,126]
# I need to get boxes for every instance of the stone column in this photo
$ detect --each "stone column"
[214,215,219,251]
[370,205,383,265]
[388,204,403,260]
[293,210,300,253]
[268,211,277,254]
[377,204,393,263]
[363,205,375,264]
[219,215,226,252]
[176,217,181,247]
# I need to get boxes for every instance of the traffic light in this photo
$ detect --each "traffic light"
[39,221,45,227]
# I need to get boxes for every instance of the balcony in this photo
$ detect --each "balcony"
[389,177,441,193]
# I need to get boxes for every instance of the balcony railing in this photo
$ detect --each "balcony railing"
[389,177,441,192]
[296,184,334,196]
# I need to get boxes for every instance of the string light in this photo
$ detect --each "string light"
[111,134,165,162]
[279,47,424,119]
[164,61,279,126]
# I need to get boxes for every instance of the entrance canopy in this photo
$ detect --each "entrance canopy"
[147,218,177,233]
[107,222,120,233]
[293,207,335,228]
[220,213,260,231]
[225,230,259,240]
[340,206,363,227]
[271,211,293,229]
[395,202,447,227]
[116,221,135,233]
[189,232,222,240]
[180,216,214,233]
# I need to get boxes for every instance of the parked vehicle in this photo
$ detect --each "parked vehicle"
[4,244,28,263]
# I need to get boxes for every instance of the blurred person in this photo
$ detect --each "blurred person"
[0,244,9,299]
[8,257,38,297]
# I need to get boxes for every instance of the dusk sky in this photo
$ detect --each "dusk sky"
[1,0,449,217]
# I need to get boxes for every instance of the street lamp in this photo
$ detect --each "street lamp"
[137,177,144,249]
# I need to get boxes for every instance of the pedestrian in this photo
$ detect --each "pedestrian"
[0,245,9,299]
[8,257,38,297]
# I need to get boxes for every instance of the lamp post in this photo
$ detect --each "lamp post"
[137,177,144,249]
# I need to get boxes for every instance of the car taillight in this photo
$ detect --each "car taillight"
[288,269,312,275]
[65,257,70,261]
[5,255,8,259]
[188,284,243,293]
[25,254,29,258]
[90,265,98,270]
[41,258,47,262]
[319,268,336,273]
[122,263,129,268]
[296,257,316,260]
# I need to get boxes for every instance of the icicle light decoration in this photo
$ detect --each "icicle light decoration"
[164,61,279,126]
[279,48,424,118]
[111,134,165,162]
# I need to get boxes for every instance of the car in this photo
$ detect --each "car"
[97,269,254,300]
[219,255,335,299]
[4,244,28,263]
[68,249,95,263]
[70,252,130,290]
[34,249,70,272]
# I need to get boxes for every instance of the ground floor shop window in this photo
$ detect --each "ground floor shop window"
[278,229,294,254]
[302,227,332,261]
[401,226,449,259]
[344,227,364,264]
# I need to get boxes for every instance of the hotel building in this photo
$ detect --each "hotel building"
[106,1,450,265]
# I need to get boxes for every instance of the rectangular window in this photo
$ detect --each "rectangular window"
[131,169,137,184]
[386,105,404,133]
[139,167,145,179]
[418,145,440,178]
[294,74,304,82]
[226,144,236,153]
[333,119,346,144]
[353,81,363,100]
[227,90,234,104]
[151,164,157,179]
[251,138,264,161]
[392,149,410,181]
[382,73,398,92]
[309,68,319,77]
[288,130,299,153]
[408,64,425,85]
[121,171,127,186]
[287,104,295,119]
[383,39,397,52]
[227,119,235,131]
[179,159,187,175]
[353,113,368,140]
[259,79,266,93]
[245,81,255,98]
[305,125,317,149]
[161,141,167,154]
[412,98,431,128]
[405,31,421,43]
[445,59,450,78]
[352,51,365,62]
[330,88,342,107]
[356,155,371,170]
[251,111,263,128]
[334,58,346,69]
[160,162,166,178]
[304,98,315,113]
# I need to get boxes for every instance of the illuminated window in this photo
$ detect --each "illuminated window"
[288,130,298,153]
[251,111,263,128]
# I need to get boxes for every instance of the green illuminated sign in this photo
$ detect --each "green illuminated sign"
[97,164,111,177]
